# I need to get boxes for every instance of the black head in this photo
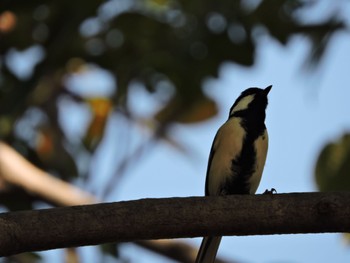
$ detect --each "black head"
[229,85,272,119]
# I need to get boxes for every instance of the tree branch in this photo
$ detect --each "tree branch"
[0,142,95,206]
[0,142,215,262]
[1,192,349,257]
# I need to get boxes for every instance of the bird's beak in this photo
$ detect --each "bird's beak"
[264,85,272,95]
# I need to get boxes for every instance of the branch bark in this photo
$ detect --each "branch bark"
[1,192,350,257]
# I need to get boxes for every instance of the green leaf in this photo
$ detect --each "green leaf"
[315,133,350,191]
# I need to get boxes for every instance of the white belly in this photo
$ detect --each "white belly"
[249,129,268,194]
[207,118,244,196]
[207,118,268,196]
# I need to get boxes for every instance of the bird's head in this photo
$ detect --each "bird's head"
[229,85,272,118]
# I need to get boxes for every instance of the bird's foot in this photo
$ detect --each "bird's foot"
[263,188,277,195]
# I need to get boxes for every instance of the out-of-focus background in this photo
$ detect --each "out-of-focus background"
[1,0,350,262]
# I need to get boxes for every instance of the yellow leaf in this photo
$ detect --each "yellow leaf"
[84,98,113,151]
[87,98,113,117]
[155,95,218,124]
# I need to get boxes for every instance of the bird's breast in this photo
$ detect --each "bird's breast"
[207,117,268,196]
[207,118,245,196]
[248,129,268,194]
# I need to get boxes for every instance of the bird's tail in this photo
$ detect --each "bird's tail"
[195,236,222,263]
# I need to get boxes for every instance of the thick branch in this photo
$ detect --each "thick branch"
[1,192,350,256]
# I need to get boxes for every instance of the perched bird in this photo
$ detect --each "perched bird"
[195,85,272,263]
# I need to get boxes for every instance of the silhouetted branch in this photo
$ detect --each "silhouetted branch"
[1,192,350,257]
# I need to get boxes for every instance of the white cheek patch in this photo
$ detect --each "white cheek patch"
[230,94,255,115]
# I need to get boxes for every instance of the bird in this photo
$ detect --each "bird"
[195,85,272,263]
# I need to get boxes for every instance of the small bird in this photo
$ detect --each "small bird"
[195,85,272,263]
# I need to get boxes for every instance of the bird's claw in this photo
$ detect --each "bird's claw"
[263,188,277,195]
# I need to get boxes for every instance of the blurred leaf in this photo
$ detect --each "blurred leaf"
[343,233,350,246]
[315,133,350,191]
[304,17,343,65]
[35,126,78,179]
[83,98,113,151]
[155,94,218,124]
[6,252,41,263]
[65,248,80,263]
[0,11,17,33]
[36,129,54,156]
[253,0,343,65]
[0,116,13,137]
[254,0,300,44]
[100,243,119,259]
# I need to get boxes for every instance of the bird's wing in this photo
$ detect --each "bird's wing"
[205,117,245,196]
